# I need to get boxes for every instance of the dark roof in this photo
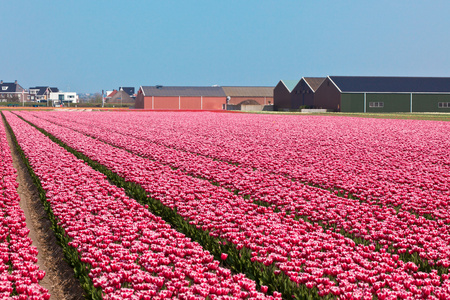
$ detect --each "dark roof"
[303,77,326,92]
[141,86,226,97]
[1,82,19,92]
[119,87,135,96]
[29,86,59,95]
[221,86,273,97]
[36,87,49,96]
[329,76,450,93]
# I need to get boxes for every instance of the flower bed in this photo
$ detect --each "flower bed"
[14,111,450,299]
[22,111,450,271]
[0,118,49,299]
[4,111,275,299]
[38,111,450,222]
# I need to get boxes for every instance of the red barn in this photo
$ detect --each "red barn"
[135,86,227,110]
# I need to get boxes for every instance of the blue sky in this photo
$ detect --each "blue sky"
[1,1,450,93]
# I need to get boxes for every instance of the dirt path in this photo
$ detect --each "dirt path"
[4,118,85,300]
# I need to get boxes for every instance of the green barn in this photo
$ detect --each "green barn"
[314,76,450,113]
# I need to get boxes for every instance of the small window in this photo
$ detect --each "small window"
[439,102,450,108]
[369,102,384,108]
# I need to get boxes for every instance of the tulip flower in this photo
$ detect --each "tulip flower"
[9,110,450,299]
[0,119,49,298]
[3,112,277,299]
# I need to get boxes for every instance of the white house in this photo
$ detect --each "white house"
[49,92,78,105]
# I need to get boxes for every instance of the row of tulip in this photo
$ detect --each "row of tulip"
[22,111,450,271]
[3,112,276,299]
[39,111,450,222]
[0,118,49,299]
[16,112,450,299]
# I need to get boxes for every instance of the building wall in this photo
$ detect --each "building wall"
[154,97,179,109]
[135,92,144,109]
[291,80,314,108]
[412,94,450,112]
[341,93,364,112]
[366,94,410,113]
[228,96,273,106]
[202,97,226,110]
[138,96,226,110]
[341,93,450,113]
[180,97,202,110]
[49,92,78,103]
[314,78,341,111]
[273,82,292,110]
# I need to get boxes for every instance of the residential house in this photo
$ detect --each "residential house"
[0,80,27,102]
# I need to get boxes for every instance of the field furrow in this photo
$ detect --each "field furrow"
[0,116,49,299]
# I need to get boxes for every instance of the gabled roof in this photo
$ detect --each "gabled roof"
[329,76,450,93]
[107,90,118,98]
[221,86,273,97]
[119,87,135,96]
[108,90,135,103]
[1,82,18,92]
[280,80,300,92]
[29,86,59,95]
[141,86,226,97]
[36,87,49,96]
[303,77,326,92]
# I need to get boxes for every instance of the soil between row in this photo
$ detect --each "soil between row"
[3,116,85,300]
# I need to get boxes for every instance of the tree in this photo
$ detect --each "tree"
[10,94,19,102]
[90,93,102,103]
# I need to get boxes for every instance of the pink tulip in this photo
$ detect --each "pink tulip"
[3,111,277,299]
[0,118,49,298]
[10,110,450,299]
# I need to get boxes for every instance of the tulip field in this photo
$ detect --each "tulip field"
[1,111,450,299]
[0,115,49,299]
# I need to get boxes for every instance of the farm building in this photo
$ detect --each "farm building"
[273,80,299,110]
[135,86,227,110]
[290,77,326,109]
[314,76,450,112]
[221,86,274,106]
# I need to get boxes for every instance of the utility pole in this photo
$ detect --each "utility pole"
[120,87,123,108]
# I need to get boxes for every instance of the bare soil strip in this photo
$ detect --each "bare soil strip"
[4,118,85,300]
